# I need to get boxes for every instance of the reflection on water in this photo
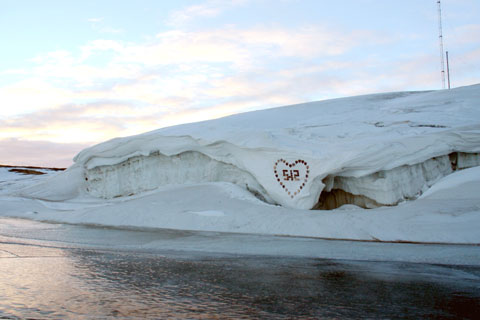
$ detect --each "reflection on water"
[1,242,479,319]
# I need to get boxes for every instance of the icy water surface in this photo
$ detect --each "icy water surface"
[0,218,479,319]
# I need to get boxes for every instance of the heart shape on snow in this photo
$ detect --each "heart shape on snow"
[273,159,309,199]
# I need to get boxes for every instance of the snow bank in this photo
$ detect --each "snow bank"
[16,84,480,210]
[2,167,480,244]
[0,167,59,196]
[2,84,480,244]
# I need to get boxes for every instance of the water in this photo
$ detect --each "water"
[1,218,480,319]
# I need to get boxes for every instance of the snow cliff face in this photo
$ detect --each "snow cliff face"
[84,150,480,209]
[85,151,272,203]
[18,84,480,210]
[318,152,480,209]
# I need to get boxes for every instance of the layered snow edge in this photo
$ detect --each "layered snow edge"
[318,152,480,209]
[85,150,273,204]
[83,150,479,208]
[15,85,480,210]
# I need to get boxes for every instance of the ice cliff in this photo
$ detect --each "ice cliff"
[19,84,480,209]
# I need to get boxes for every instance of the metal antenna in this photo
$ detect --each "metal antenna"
[437,0,446,89]
[446,50,451,89]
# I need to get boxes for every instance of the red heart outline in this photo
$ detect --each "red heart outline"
[273,159,309,199]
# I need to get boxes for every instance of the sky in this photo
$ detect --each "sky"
[0,0,479,167]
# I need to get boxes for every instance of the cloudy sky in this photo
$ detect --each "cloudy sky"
[1,0,479,167]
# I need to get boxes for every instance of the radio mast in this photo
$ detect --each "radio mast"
[437,0,446,89]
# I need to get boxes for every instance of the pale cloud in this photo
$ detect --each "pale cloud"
[0,100,167,144]
[12,25,365,118]
[23,25,388,88]
[99,26,123,34]
[1,68,29,76]
[449,24,480,45]
[80,39,125,59]
[166,0,248,27]
[116,30,250,67]
[456,48,480,67]
[0,138,90,167]
[235,27,382,58]
[152,98,289,130]
[88,17,123,34]
[110,25,387,72]
[30,50,75,64]
[0,78,73,117]
[88,17,103,23]
[167,4,221,26]
[276,62,356,78]
[443,48,480,88]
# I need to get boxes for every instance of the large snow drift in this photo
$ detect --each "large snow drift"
[1,84,480,243]
[17,84,480,210]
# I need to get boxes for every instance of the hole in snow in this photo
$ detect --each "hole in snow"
[315,152,480,210]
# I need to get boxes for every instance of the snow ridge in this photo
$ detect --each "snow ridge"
[16,84,480,210]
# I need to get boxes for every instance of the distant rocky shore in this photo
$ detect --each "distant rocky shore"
[0,164,65,175]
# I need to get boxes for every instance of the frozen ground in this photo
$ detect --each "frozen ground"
[0,85,479,244]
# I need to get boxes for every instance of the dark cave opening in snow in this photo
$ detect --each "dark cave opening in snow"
[315,152,480,210]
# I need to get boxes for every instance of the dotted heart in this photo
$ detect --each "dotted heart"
[273,159,309,199]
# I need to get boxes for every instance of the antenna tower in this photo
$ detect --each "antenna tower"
[437,0,446,89]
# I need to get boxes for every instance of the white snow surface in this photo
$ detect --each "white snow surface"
[1,84,480,244]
